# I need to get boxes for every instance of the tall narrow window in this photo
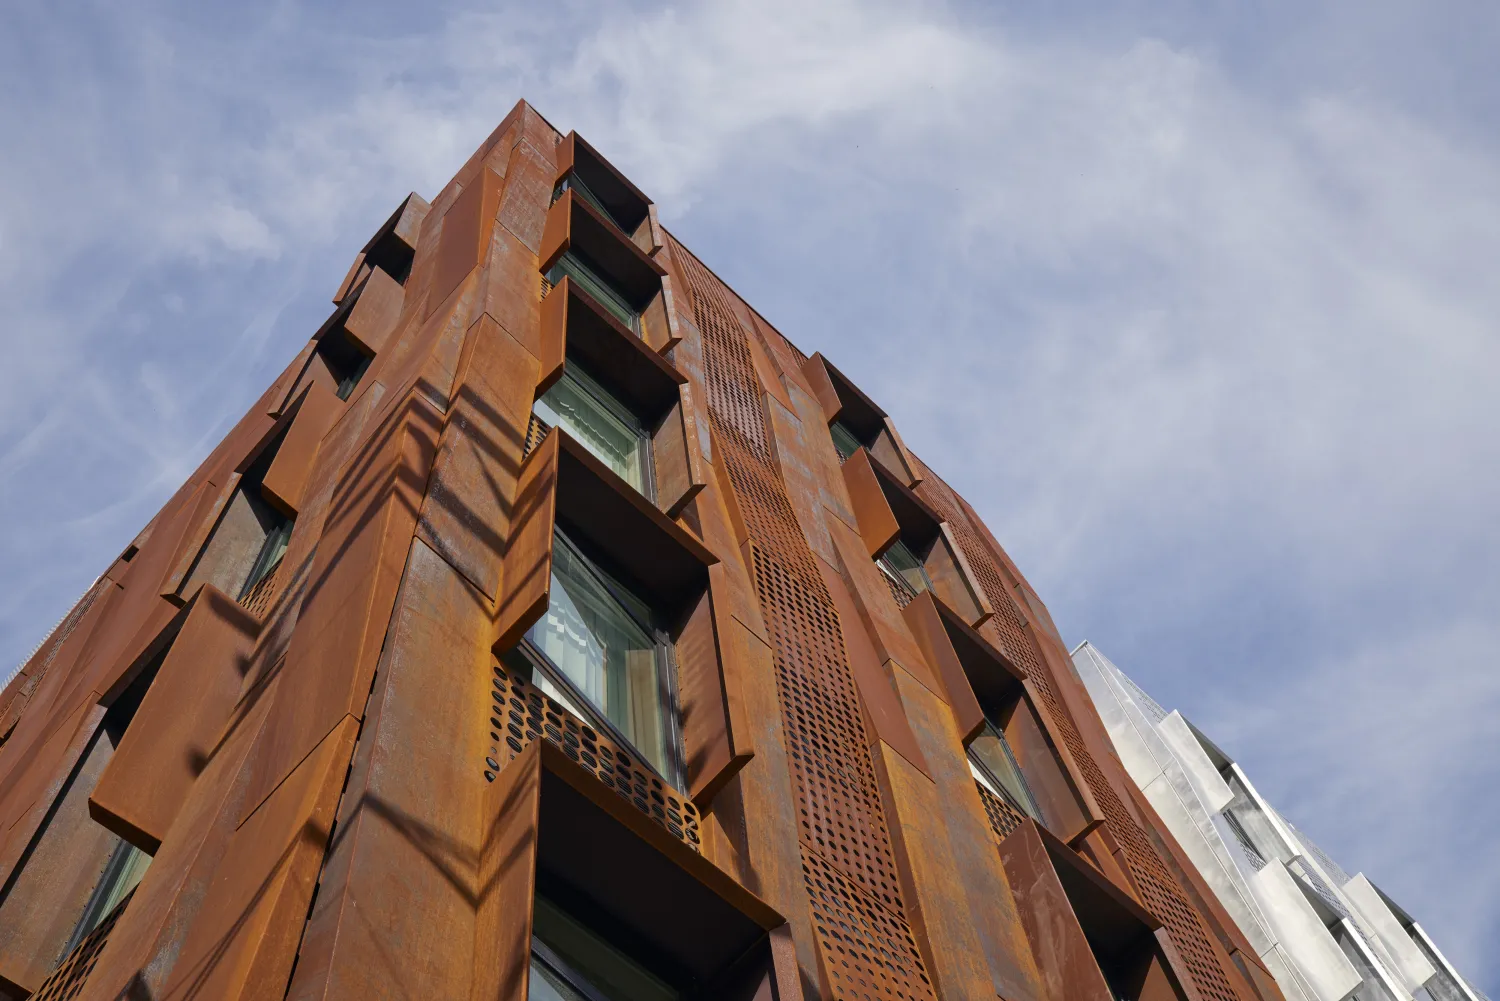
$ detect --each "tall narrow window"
[553,173,625,234]
[829,420,866,462]
[548,253,640,335]
[316,328,373,400]
[510,531,679,786]
[877,539,934,600]
[529,895,679,1001]
[969,719,1042,820]
[238,515,291,601]
[533,364,653,498]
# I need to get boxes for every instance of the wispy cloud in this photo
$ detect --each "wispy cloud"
[1,0,1494,987]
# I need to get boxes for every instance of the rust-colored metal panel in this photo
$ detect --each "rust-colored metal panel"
[924,529,989,627]
[537,187,572,273]
[238,389,441,823]
[674,587,753,807]
[286,539,492,1001]
[342,266,405,355]
[81,672,279,1001]
[478,212,544,361]
[260,382,343,517]
[653,395,706,518]
[417,315,539,602]
[798,352,843,425]
[332,252,369,306]
[88,586,259,854]
[813,555,930,779]
[429,167,503,319]
[537,272,567,392]
[492,428,559,652]
[472,741,540,1001]
[1005,690,1092,841]
[0,703,114,995]
[158,717,357,1001]
[998,819,1116,1001]
[936,522,993,626]
[839,448,900,558]
[901,591,986,743]
[881,417,923,488]
[495,137,556,256]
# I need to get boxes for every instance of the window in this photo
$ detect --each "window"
[60,839,150,956]
[316,328,373,400]
[533,363,653,499]
[553,173,626,235]
[508,530,680,787]
[529,895,678,1001]
[238,515,291,601]
[968,719,1042,820]
[548,252,640,335]
[829,420,865,462]
[877,538,934,600]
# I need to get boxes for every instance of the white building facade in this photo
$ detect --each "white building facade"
[1071,641,1486,1001]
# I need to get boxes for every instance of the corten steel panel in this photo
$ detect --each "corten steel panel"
[80,673,279,1001]
[0,577,111,748]
[652,395,706,518]
[88,586,260,854]
[416,313,540,602]
[238,388,441,824]
[341,265,405,355]
[916,470,1256,1001]
[824,515,942,698]
[0,703,114,995]
[157,717,357,1001]
[333,252,370,306]
[798,353,844,425]
[840,448,901,558]
[553,131,653,238]
[674,589,742,805]
[286,539,493,1001]
[261,381,344,517]
[1006,689,1093,841]
[998,819,1117,1001]
[472,740,540,1001]
[901,591,987,744]
[429,167,503,319]
[492,427,558,652]
[671,237,937,1001]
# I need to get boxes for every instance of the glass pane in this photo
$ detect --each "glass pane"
[829,421,864,461]
[878,539,933,596]
[530,956,590,1001]
[534,897,679,1001]
[550,253,639,333]
[969,721,1042,820]
[533,369,648,494]
[525,538,670,778]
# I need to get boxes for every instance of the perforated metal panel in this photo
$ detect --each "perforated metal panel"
[916,474,1248,1001]
[28,891,134,1001]
[239,555,284,618]
[484,660,702,850]
[976,782,1026,843]
[672,239,936,1001]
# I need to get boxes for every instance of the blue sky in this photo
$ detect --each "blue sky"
[2,0,1496,989]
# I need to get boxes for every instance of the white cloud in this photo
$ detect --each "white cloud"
[0,0,1495,989]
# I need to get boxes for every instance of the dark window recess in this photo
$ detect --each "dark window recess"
[532,359,654,501]
[547,252,641,335]
[317,328,373,401]
[503,529,682,790]
[529,892,680,1001]
[829,420,865,462]
[876,538,934,604]
[969,718,1043,821]
[363,225,415,285]
[553,173,628,236]
[181,428,296,602]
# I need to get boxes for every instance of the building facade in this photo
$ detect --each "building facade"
[0,100,1294,1001]
[1071,642,1486,1001]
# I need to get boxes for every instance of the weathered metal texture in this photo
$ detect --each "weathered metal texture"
[0,99,1286,1001]
[918,470,1260,1001]
[998,819,1118,1001]
[668,237,937,1001]
[88,585,260,854]
[27,890,133,1001]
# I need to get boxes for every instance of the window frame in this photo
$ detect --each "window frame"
[547,250,642,336]
[509,527,686,792]
[532,360,657,503]
[968,717,1044,821]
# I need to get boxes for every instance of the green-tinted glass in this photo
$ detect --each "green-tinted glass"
[969,721,1042,820]
[549,252,639,333]
[829,421,864,461]
[533,367,648,495]
[526,536,671,779]
[530,896,678,1001]
[878,538,933,597]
